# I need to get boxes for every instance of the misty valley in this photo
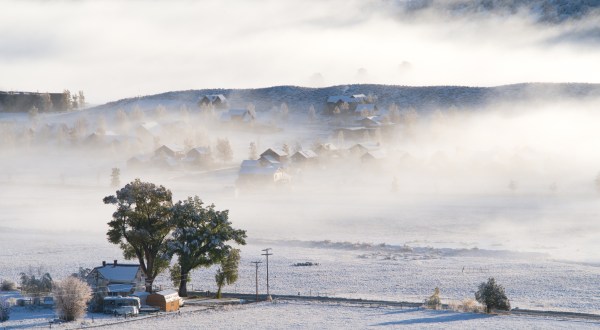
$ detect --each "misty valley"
[2,85,600,325]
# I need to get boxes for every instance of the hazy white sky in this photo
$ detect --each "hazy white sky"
[1,0,600,104]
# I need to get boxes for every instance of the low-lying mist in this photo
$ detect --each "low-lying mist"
[2,93,600,261]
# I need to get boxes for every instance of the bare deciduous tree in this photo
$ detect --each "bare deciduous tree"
[216,138,233,163]
[249,142,258,160]
[53,277,92,321]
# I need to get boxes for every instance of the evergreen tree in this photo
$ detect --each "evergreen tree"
[215,249,241,298]
[167,197,246,297]
[103,179,174,292]
[475,277,511,313]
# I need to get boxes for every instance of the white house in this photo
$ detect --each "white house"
[86,260,145,297]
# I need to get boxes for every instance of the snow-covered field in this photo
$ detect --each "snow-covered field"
[3,301,599,329]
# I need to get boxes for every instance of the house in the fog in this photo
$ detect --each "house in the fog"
[198,94,228,109]
[127,154,152,169]
[135,121,162,142]
[260,148,289,163]
[84,131,140,150]
[326,94,370,114]
[357,116,382,128]
[220,108,254,123]
[361,149,386,163]
[237,159,290,186]
[154,144,186,160]
[313,142,341,158]
[334,127,372,141]
[291,150,318,166]
[349,142,380,157]
[86,260,145,297]
[184,147,212,167]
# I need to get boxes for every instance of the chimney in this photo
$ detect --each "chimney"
[113,260,118,267]
[102,261,106,267]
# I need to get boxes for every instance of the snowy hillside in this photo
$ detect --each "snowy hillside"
[89,83,600,115]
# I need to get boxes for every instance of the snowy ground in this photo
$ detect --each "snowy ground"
[3,301,599,329]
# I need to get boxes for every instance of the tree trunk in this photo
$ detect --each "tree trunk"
[216,284,223,299]
[145,277,154,293]
[178,270,188,297]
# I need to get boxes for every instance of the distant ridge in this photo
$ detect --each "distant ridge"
[90,83,600,113]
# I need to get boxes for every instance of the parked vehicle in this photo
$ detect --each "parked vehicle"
[103,296,140,316]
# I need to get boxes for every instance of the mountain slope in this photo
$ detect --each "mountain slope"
[88,83,600,114]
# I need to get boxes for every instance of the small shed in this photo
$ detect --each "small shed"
[147,289,180,312]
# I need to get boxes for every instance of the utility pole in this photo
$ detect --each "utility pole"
[261,248,272,301]
[251,261,262,302]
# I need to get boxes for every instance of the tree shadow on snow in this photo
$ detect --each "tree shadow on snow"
[382,308,422,315]
[372,310,493,326]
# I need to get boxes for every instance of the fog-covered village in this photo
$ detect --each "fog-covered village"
[2,0,600,329]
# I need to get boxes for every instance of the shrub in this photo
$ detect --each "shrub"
[0,298,10,322]
[425,287,441,309]
[53,277,92,321]
[475,277,511,313]
[449,298,485,313]
[1,279,16,291]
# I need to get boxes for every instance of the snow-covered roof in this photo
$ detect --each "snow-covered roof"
[188,147,209,154]
[155,144,185,154]
[293,150,318,159]
[186,147,210,160]
[201,94,227,103]
[358,117,381,126]
[93,264,140,283]
[239,159,280,176]
[350,143,380,152]
[362,150,386,160]
[327,95,365,104]
[327,95,353,103]
[153,289,180,302]
[261,148,288,157]
[315,143,338,151]
[137,121,161,136]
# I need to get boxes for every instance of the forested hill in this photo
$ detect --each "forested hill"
[91,83,600,113]
[396,0,600,24]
